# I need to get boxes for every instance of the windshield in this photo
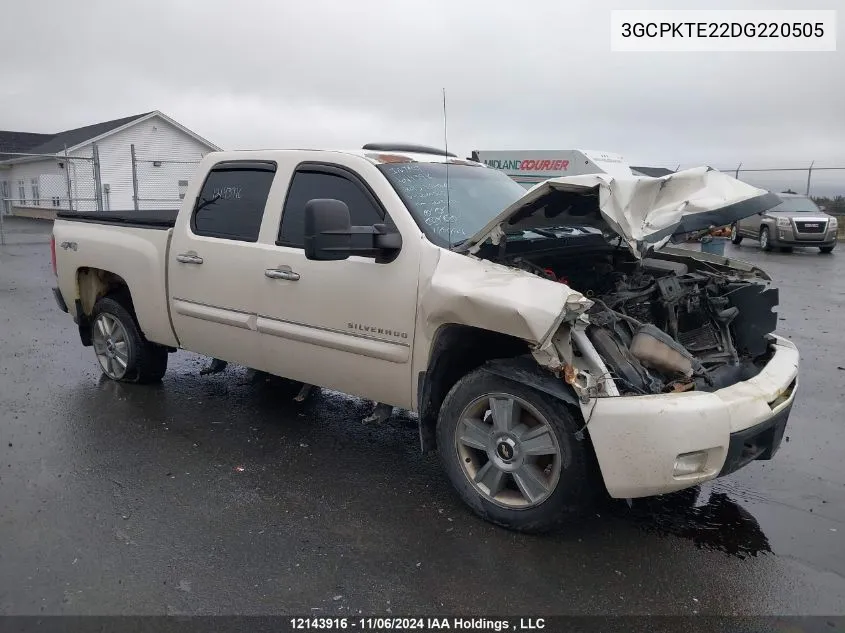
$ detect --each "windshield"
[378,162,528,247]
[772,196,822,213]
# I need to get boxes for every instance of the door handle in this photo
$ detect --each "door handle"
[265,268,300,281]
[176,252,203,264]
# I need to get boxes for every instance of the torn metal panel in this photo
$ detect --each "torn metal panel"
[458,167,782,259]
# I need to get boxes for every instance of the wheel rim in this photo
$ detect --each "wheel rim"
[454,393,562,510]
[731,225,737,241]
[760,229,768,249]
[92,313,130,379]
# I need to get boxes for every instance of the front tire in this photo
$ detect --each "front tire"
[759,226,772,251]
[436,369,596,533]
[730,224,743,245]
[820,246,834,254]
[91,296,168,384]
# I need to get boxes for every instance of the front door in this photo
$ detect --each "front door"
[168,160,276,366]
[257,164,421,408]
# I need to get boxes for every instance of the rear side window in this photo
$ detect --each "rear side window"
[192,162,276,241]
[278,169,385,248]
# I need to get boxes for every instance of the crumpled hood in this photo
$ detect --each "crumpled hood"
[459,166,782,258]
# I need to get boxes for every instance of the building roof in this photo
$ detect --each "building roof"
[0,131,55,161]
[631,165,675,177]
[28,112,153,156]
[0,111,218,163]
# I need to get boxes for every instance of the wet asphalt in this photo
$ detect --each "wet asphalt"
[0,217,843,616]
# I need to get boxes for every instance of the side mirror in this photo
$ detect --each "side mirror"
[819,205,827,212]
[304,199,352,261]
[303,199,403,263]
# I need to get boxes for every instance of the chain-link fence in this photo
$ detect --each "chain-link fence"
[1,144,203,216]
[130,148,201,210]
[0,151,100,214]
[1,150,103,243]
[1,143,205,244]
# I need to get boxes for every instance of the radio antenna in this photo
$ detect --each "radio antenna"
[442,87,452,246]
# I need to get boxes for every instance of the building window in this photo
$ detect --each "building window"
[52,197,61,207]
[17,180,26,204]
[31,178,40,206]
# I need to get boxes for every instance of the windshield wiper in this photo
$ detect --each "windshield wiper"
[530,228,559,238]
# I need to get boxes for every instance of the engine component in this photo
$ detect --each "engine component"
[641,258,689,276]
[587,326,658,394]
[677,323,720,352]
[630,324,700,378]
[499,244,777,392]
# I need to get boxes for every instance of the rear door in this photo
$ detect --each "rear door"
[168,160,276,366]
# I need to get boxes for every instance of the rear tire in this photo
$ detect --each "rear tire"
[436,369,596,533]
[730,224,743,245]
[820,246,834,254]
[759,227,772,251]
[91,296,168,384]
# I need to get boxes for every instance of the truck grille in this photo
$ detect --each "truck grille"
[795,220,826,233]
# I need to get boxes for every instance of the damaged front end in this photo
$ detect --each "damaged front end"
[455,168,788,399]
[534,255,780,398]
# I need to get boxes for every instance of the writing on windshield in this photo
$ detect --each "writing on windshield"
[378,162,528,247]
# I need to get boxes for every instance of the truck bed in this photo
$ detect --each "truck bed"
[55,209,179,229]
[52,215,178,348]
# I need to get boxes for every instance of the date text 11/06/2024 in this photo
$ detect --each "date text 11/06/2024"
[290,617,546,631]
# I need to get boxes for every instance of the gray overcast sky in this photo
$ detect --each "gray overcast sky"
[1,0,843,179]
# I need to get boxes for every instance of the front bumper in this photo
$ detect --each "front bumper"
[718,400,791,477]
[769,226,837,248]
[586,336,799,499]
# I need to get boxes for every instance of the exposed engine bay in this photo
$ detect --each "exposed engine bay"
[499,242,779,394]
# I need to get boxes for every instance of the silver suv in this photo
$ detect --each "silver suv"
[731,192,837,253]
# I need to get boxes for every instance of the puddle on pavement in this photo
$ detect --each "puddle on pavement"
[610,483,771,559]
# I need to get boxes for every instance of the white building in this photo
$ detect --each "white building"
[0,111,220,214]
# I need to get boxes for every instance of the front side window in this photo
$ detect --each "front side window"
[191,162,276,242]
[278,168,385,249]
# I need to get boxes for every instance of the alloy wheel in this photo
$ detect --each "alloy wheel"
[92,313,131,380]
[454,393,562,509]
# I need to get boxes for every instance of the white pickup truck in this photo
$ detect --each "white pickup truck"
[51,143,799,532]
